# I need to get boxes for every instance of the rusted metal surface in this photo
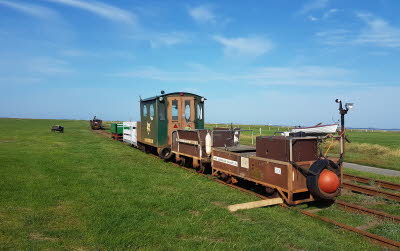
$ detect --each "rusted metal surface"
[111,133,123,141]
[172,130,206,161]
[51,125,64,133]
[336,200,400,223]
[343,173,400,191]
[342,182,400,202]
[171,129,240,163]
[256,136,318,162]
[212,147,315,205]
[90,116,103,130]
[212,130,235,147]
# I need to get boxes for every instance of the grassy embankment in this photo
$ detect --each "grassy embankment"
[207,124,400,172]
[0,118,387,250]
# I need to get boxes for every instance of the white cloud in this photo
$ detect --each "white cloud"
[308,15,318,22]
[129,31,190,48]
[355,12,400,48]
[112,65,362,87]
[188,5,216,23]
[45,0,136,24]
[315,29,351,45]
[29,57,73,75]
[60,49,89,57]
[0,0,57,19]
[149,32,189,48]
[323,8,339,19]
[213,35,273,57]
[316,13,400,48]
[298,0,329,15]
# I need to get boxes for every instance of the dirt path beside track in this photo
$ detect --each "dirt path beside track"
[344,162,400,176]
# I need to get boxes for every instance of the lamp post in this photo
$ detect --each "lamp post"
[335,99,354,157]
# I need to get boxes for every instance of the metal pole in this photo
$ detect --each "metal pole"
[251,131,254,145]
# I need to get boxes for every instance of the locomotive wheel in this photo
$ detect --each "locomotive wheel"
[159,147,173,160]
[144,145,152,154]
[137,142,145,152]
[306,159,341,200]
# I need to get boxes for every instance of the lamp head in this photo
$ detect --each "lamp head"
[345,103,354,110]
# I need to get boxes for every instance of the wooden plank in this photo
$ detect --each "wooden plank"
[228,198,284,212]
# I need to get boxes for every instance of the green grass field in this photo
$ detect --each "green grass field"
[0,118,393,250]
[206,124,400,171]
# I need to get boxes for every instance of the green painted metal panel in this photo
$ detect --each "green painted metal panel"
[140,100,159,146]
[194,97,205,129]
[111,123,124,134]
[157,99,168,147]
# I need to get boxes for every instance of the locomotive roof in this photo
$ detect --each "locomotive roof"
[141,92,205,102]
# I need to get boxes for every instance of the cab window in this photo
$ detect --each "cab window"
[197,103,203,120]
[149,104,155,120]
[172,100,178,120]
[185,100,191,122]
[142,104,148,118]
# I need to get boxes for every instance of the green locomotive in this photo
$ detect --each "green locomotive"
[137,91,206,159]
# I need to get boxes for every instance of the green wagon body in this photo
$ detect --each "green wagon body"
[111,123,124,135]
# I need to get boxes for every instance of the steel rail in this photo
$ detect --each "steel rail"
[93,131,400,248]
[343,173,400,191]
[336,200,400,223]
[297,209,400,248]
[342,182,400,202]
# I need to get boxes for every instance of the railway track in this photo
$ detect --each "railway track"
[342,182,400,202]
[95,131,400,248]
[336,200,400,223]
[161,160,400,248]
[343,173,400,191]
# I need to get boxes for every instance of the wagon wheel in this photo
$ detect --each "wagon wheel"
[264,186,276,196]
[220,173,232,184]
[196,162,206,174]
[179,157,186,167]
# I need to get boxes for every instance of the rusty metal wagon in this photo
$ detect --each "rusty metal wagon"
[90,116,103,130]
[51,125,64,133]
[212,135,344,205]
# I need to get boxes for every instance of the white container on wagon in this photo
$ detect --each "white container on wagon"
[123,122,137,147]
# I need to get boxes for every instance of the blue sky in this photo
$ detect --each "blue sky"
[0,0,399,128]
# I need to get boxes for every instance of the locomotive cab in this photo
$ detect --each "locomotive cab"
[137,92,205,159]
